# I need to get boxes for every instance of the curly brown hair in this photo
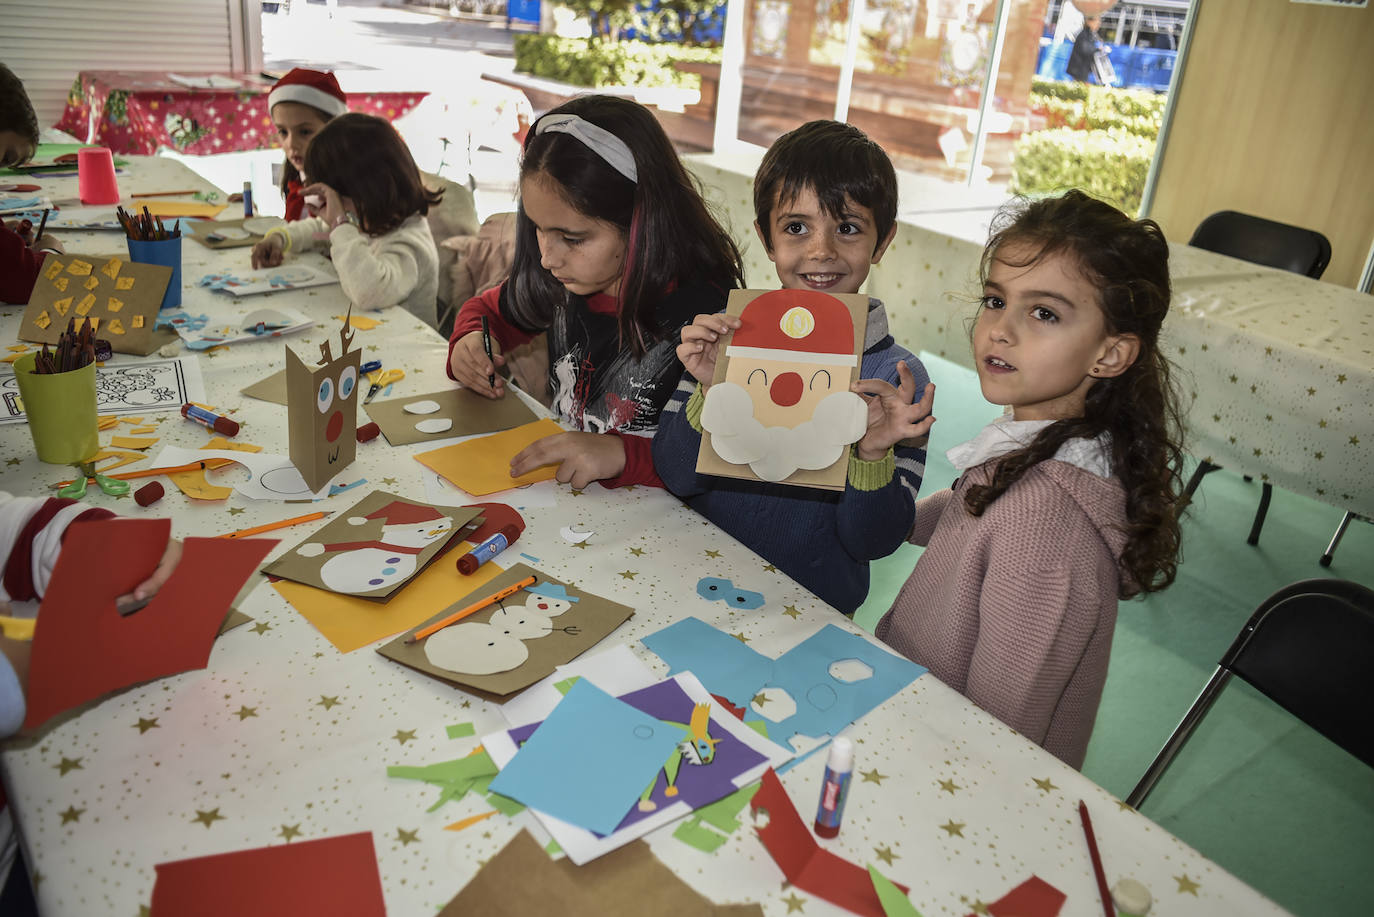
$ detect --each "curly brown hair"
[964,190,1186,597]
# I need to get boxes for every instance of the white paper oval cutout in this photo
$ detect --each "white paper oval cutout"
[214,226,252,240]
[403,400,441,415]
[424,622,527,675]
[415,418,452,434]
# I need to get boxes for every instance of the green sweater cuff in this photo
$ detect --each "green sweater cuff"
[848,445,895,491]
[685,383,705,432]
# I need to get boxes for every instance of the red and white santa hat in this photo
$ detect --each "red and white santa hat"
[727,289,858,366]
[268,68,348,118]
[347,501,450,529]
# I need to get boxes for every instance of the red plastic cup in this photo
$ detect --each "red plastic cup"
[77,147,121,204]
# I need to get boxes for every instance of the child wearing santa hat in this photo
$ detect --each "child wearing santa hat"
[262,68,348,223]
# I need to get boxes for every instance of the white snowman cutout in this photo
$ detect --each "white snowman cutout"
[296,501,456,594]
[424,583,579,675]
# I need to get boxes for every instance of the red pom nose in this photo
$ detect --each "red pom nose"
[770,372,803,407]
[326,410,343,443]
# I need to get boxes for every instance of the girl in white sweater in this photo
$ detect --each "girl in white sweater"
[251,113,442,325]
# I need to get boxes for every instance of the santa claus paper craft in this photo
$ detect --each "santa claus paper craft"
[263,491,481,599]
[696,289,869,490]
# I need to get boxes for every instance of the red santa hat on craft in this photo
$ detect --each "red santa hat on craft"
[297,502,454,557]
[726,289,858,366]
[268,68,348,118]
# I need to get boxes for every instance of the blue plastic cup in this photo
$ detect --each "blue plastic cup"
[126,234,182,310]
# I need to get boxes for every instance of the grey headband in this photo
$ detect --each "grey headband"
[534,113,638,183]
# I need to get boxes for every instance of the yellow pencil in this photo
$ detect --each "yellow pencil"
[217,511,332,539]
[406,574,538,644]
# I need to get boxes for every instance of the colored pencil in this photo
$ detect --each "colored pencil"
[53,459,215,488]
[405,574,538,644]
[131,189,199,198]
[1078,800,1115,917]
[216,511,332,539]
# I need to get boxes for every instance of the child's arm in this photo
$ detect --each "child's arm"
[251,217,327,268]
[326,220,430,312]
[1,220,48,305]
[852,361,935,461]
[446,284,538,396]
[677,312,740,389]
[651,377,714,498]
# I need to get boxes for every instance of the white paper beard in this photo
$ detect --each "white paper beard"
[701,381,868,482]
[424,621,529,675]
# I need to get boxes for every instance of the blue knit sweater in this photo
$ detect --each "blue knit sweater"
[652,300,929,615]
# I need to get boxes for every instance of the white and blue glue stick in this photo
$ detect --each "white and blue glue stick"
[814,736,854,838]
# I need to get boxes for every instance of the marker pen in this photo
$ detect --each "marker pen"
[181,402,240,437]
[456,524,520,575]
[242,179,253,217]
[814,736,854,838]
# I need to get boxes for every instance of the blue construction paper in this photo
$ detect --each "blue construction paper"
[640,616,771,707]
[695,576,766,609]
[488,679,681,836]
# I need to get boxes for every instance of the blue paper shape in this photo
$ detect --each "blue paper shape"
[488,679,681,836]
[640,617,770,707]
[526,582,580,603]
[696,576,765,609]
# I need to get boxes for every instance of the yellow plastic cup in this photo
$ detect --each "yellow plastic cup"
[12,352,99,464]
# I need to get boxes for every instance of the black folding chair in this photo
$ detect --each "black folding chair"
[1127,578,1374,809]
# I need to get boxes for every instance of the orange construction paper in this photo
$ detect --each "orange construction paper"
[23,520,275,731]
[131,425,157,434]
[444,810,498,832]
[111,434,160,450]
[166,439,263,500]
[273,542,505,653]
[90,448,151,475]
[150,831,385,917]
[414,418,564,496]
[97,416,122,430]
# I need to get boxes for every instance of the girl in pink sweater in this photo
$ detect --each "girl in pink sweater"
[862,190,1185,768]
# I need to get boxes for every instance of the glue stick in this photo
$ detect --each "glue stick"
[814,736,854,838]
[456,524,519,575]
[242,179,253,217]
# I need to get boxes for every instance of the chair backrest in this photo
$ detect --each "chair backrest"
[1221,578,1374,769]
[1189,210,1332,280]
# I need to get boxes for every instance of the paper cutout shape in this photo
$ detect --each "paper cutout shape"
[19,253,170,356]
[168,307,313,351]
[870,865,923,917]
[378,563,633,699]
[414,418,564,496]
[336,312,381,330]
[364,387,538,447]
[186,216,283,250]
[751,769,908,917]
[488,679,682,835]
[111,434,158,450]
[697,288,869,490]
[263,492,479,599]
[440,830,764,917]
[198,253,340,296]
[286,315,361,493]
[643,617,926,751]
[147,444,349,502]
[241,369,289,405]
[139,199,227,218]
[415,418,452,434]
[972,876,1066,917]
[164,438,263,501]
[150,832,385,917]
[674,782,761,852]
[23,520,274,730]
[696,576,766,609]
[33,310,50,329]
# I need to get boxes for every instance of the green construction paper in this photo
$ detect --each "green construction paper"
[869,865,923,917]
[471,774,495,795]
[745,720,770,738]
[544,840,562,856]
[554,676,581,695]
[696,783,760,834]
[447,722,476,738]
[388,750,501,811]
[486,791,526,816]
[673,817,730,853]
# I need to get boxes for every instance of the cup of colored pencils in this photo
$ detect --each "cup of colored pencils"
[119,205,183,310]
[13,318,100,464]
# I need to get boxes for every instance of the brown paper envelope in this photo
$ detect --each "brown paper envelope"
[364,387,538,447]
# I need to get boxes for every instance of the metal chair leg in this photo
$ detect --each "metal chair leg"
[1320,512,1355,567]
[1246,482,1272,546]
[1127,666,1234,810]
[1181,461,1219,507]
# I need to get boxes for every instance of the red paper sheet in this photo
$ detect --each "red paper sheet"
[150,831,385,916]
[979,875,1066,917]
[750,769,907,917]
[23,520,275,730]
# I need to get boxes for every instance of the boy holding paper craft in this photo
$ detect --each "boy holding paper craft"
[652,121,934,616]
[251,114,442,325]
[445,96,745,490]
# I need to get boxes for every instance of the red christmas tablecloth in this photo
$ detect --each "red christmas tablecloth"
[56,71,428,156]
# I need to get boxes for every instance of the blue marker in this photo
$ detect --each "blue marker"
[242,180,253,217]
[814,736,854,838]
[456,524,520,574]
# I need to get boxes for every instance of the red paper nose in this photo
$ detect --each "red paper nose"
[770,372,803,407]
[326,410,343,443]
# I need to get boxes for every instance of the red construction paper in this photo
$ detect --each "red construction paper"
[983,876,1066,917]
[150,831,385,916]
[23,520,275,730]
[463,501,526,543]
[750,769,907,917]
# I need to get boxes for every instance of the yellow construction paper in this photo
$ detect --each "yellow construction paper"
[115,276,135,290]
[107,318,126,336]
[66,259,92,276]
[138,200,228,218]
[131,314,145,328]
[130,425,157,434]
[52,296,71,315]
[83,275,99,291]
[414,418,564,496]
[6,344,29,352]
[52,276,68,292]
[334,313,381,330]
[274,551,505,653]
[44,260,63,281]
[164,439,263,501]
[119,416,144,425]
[90,448,151,474]
[107,296,124,312]
[97,416,121,430]
[111,435,159,450]
[100,257,121,279]
[75,293,96,315]
[0,616,36,641]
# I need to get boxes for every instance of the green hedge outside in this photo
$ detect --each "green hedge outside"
[513,34,722,90]
[1010,127,1155,216]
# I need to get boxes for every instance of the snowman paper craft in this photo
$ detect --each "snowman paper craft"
[697,289,869,490]
[423,583,581,675]
[286,312,361,492]
[294,501,459,595]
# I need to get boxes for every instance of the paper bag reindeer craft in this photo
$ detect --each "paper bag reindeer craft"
[286,313,361,493]
[696,289,869,490]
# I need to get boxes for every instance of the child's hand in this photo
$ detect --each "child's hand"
[33,233,63,254]
[449,330,507,398]
[113,538,183,614]
[852,362,936,462]
[302,182,356,230]
[677,313,740,389]
[251,234,284,269]
[509,431,626,490]
[0,130,36,169]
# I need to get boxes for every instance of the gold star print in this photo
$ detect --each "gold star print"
[1337,374,1347,384]
[1319,419,1327,428]
[393,729,418,745]
[763,563,777,572]
[1229,374,1238,383]
[1032,777,1057,793]
[251,622,272,635]
[704,549,722,558]
[227,506,246,516]
[1307,387,1317,396]
[234,706,258,721]
[367,344,380,352]
[619,570,637,580]
[782,604,801,619]
[1253,448,1262,457]
[861,768,888,785]
[317,696,341,710]
[1175,874,1200,895]
[782,892,806,913]
[938,820,965,837]
[56,757,84,775]
[873,844,898,865]
[570,488,584,497]
[59,806,84,824]
[192,808,226,828]
[752,693,769,708]
[1351,436,1360,446]
[140,906,151,917]
[135,717,160,734]
[572,541,588,550]
[629,547,645,556]
[279,824,302,841]
[1116,799,1135,812]
[6,458,19,466]
[397,828,420,846]
[732,632,750,643]
[381,477,398,485]
[938,778,961,794]
[970,900,991,915]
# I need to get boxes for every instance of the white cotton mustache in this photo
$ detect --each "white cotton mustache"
[701,381,867,482]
